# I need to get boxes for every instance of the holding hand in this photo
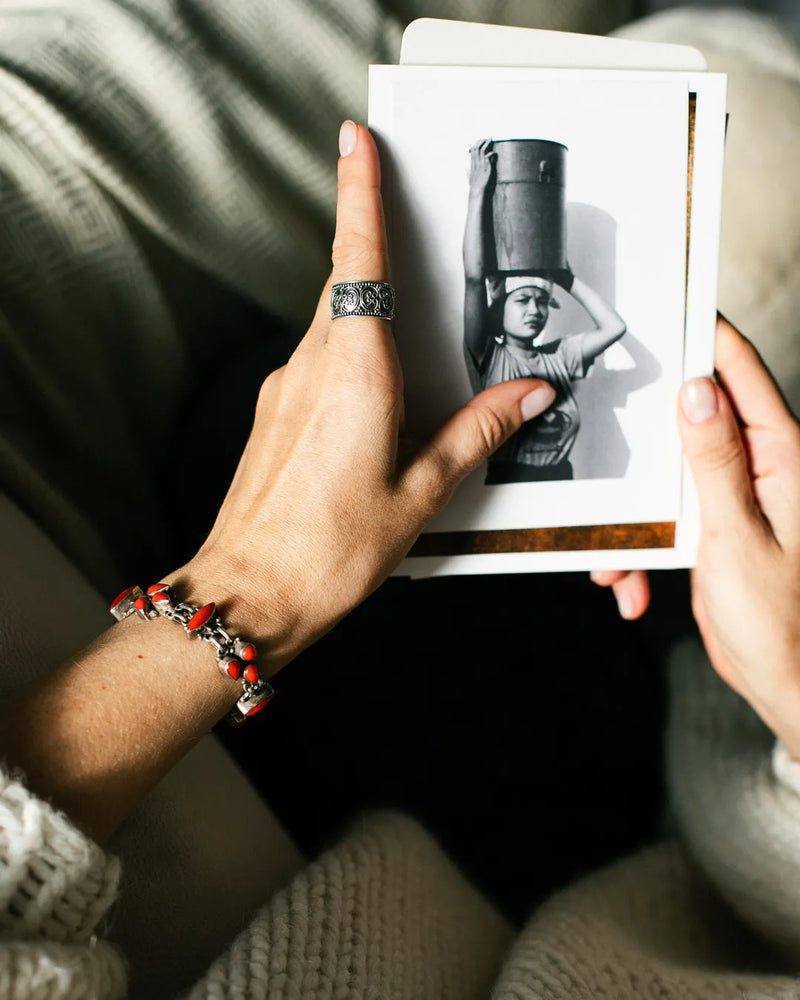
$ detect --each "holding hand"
[596,317,800,757]
[0,122,555,843]
[679,318,800,755]
[182,123,555,675]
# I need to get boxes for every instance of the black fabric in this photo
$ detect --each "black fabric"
[164,336,690,924]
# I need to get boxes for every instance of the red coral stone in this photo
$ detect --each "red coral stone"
[110,587,133,610]
[134,596,147,610]
[225,659,242,680]
[243,664,259,684]
[240,644,257,661]
[147,583,169,595]
[245,695,273,717]
[187,602,215,632]
[152,592,169,604]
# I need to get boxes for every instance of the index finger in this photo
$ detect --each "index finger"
[330,121,389,285]
[308,122,392,343]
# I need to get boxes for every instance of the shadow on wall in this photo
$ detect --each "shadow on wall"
[546,202,661,479]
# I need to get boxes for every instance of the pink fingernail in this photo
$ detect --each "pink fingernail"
[339,121,357,157]
[520,386,554,422]
[680,378,718,424]
[617,589,634,619]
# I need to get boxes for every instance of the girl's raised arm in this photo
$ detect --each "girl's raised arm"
[566,274,627,364]
[463,140,496,378]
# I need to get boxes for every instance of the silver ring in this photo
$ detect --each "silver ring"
[331,281,395,320]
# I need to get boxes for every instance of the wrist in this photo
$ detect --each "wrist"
[0,614,241,842]
[165,554,307,678]
[113,612,242,719]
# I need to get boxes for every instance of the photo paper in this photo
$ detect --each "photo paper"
[371,66,689,531]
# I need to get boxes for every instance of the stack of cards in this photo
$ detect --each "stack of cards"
[368,19,727,577]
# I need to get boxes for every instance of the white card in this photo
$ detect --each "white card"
[371,22,725,576]
[374,66,687,524]
[400,18,707,72]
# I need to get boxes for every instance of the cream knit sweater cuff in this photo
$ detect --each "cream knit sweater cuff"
[0,767,119,944]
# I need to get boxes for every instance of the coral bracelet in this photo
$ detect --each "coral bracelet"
[110,583,274,725]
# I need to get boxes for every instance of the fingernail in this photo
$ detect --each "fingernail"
[680,378,718,424]
[520,386,554,422]
[590,570,606,584]
[617,589,634,619]
[339,121,357,157]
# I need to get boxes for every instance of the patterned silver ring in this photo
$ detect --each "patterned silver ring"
[331,281,395,321]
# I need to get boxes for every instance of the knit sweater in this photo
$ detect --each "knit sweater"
[3,2,800,998]
[4,643,800,1000]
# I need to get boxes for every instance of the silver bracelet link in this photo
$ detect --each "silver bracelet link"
[109,583,274,725]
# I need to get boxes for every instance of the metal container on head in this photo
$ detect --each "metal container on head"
[491,139,568,274]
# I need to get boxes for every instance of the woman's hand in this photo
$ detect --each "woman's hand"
[678,317,800,755]
[468,139,496,194]
[0,122,555,843]
[595,317,800,756]
[590,568,651,621]
[180,122,555,675]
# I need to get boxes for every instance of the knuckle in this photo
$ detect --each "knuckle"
[256,367,283,411]
[326,353,397,401]
[468,403,509,459]
[764,434,800,479]
[331,231,385,273]
[695,434,743,474]
[337,173,379,197]
[408,450,454,522]
[418,462,454,520]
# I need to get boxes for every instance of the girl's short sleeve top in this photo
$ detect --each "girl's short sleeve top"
[481,334,591,468]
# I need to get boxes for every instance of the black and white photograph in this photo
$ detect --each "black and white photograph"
[463,137,632,484]
[370,66,691,534]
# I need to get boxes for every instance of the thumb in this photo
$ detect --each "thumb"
[678,376,755,529]
[406,379,555,502]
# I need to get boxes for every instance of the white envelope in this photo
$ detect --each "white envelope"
[400,18,706,72]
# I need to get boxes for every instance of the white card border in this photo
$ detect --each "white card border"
[371,60,726,575]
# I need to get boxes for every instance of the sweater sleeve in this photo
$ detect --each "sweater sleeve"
[666,639,800,959]
[1,766,511,1000]
[0,767,126,1000]
[182,812,512,1000]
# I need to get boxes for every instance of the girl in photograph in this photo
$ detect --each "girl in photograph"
[463,139,628,483]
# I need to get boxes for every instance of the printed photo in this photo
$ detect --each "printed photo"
[463,137,630,484]
[369,66,690,531]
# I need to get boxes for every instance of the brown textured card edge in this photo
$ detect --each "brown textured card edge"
[409,521,676,556]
